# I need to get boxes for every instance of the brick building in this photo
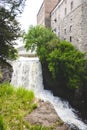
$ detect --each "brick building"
[37,0,59,27]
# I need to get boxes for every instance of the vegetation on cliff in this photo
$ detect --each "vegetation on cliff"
[24,25,87,89]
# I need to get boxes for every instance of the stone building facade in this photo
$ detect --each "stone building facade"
[51,0,87,51]
[37,0,59,27]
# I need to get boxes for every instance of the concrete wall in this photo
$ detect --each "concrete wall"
[51,0,87,51]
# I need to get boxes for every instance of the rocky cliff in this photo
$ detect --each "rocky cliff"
[0,59,13,83]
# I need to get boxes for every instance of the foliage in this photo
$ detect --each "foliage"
[24,25,59,62]
[24,25,87,89]
[0,0,26,60]
[0,82,52,130]
[0,115,6,130]
[47,40,87,88]
[0,0,26,14]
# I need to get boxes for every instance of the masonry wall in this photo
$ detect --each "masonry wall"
[45,0,59,27]
[51,0,87,51]
[37,0,59,27]
[37,2,45,26]
[81,1,87,51]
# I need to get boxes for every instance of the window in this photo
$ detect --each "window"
[65,8,67,15]
[71,1,73,10]
[54,18,57,23]
[64,29,66,34]
[70,25,72,32]
[65,0,67,4]
[70,36,72,42]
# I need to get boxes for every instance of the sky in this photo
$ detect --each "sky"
[19,0,43,32]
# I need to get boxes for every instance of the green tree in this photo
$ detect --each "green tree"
[24,25,59,62]
[24,25,87,89]
[0,0,26,60]
[47,40,87,88]
[0,0,26,14]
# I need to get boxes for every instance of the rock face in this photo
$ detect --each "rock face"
[25,100,71,130]
[0,59,13,83]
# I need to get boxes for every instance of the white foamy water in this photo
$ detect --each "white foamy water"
[11,57,87,130]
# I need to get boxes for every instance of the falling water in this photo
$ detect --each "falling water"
[11,56,87,130]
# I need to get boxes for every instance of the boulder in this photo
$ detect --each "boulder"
[25,100,71,130]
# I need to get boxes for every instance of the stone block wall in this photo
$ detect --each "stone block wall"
[51,0,87,52]
[37,0,59,27]
[81,2,87,51]
[37,2,45,26]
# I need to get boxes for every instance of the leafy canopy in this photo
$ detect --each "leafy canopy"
[24,25,59,61]
[24,25,87,89]
[0,0,26,60]
[47,40,87,88]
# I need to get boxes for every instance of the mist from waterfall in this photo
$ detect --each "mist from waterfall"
[11,56,87,130]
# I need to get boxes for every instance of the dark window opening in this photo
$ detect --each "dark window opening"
[71,1,73,10]
[65,8,67,15]
[70,36,72,42]
[64,29,66,34]
[70,25,72,32]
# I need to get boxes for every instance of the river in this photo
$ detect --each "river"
[11,56,87,130]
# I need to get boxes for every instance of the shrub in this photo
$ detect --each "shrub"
[47,40,87,88]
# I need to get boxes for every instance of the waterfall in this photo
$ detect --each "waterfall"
[11,56,87,130]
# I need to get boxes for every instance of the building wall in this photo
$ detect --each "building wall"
[37,2,45,26]
[81,1,87,51]
[45,0,60,27]
[51,0,87,51]
[37,0,59,27]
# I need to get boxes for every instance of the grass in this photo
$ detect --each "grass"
[0,82,51,130]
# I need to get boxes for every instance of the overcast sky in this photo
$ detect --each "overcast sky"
[19,0,43,32]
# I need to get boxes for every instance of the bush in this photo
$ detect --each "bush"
[47,40,87,88]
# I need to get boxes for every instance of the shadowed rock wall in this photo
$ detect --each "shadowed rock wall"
[0,59,13,83]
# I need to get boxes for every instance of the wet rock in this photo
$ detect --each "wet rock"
[0,60,13,83]
[25,100,71,130]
